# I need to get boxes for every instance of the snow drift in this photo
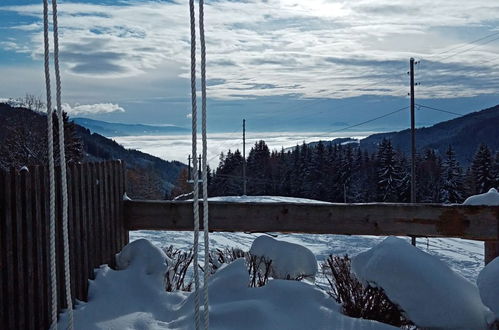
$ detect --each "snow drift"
[60,238,395,329]
[352,237,493,329]
[249,235,318,280]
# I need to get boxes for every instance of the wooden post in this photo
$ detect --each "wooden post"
[485,242,499,264]
[410,57,417,247]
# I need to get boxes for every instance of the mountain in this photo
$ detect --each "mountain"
[0,103,185,199]
[357,104,499,165]
[73,117,189,137]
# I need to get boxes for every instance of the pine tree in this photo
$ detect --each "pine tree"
[471,144,495,194]
[376,139,403,202]
[440,145,464,203]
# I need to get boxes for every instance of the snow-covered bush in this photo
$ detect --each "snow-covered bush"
[208,247,274,287]
[477,257,499,326]
[208,247,247,274]
[249,235,318,281]
[322,255,413,327]
[163,245,193,292]
[352,237,493,329]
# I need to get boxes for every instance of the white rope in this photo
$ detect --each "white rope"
[199,0,210,328]
[43,1,73,328]
[51,0,74,328]
[188,0,202,329]
[42,1,58,328]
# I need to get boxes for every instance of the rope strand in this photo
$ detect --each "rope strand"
[51,0,74,328]
[42,1,58,328]
[199,0,210,328]
[189,1,202,329]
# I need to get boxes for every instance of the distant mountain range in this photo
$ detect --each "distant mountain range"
[73,117,189,137]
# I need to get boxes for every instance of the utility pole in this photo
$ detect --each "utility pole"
[188,154,191,181]
[243,119,247,195]
[410,57,416,246]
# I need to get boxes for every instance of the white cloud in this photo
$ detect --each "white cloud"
[1,0,498,101]
[62,103,125,115]
[186,113,192,119]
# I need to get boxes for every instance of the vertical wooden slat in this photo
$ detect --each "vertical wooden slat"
[31,166,46,329]
[69,164,80,302]
[107,161,116,266]
[120,162,129,245]
[0,170,6,329]
[78,163,89,300]
[12,168,25,329]
[87,162,97,280]
[40,165,51,330]
[91,162,102,268]
[55,165,66,311]
[21,169,36,330]
[113,161,122,252]
[97,163,106,264]
[3,168,15,330]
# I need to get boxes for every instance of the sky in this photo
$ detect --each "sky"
[0,0,498,133]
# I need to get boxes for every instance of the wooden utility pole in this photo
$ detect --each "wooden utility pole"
[410,57,416,246]
[188,154,191,181]
[243,119,247,195]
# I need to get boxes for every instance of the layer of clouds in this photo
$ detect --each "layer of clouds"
[1,0,498,101]
[62,102,125,115]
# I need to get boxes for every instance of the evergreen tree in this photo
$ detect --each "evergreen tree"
[471,144,495,194]
[376,139,403,202]
[440,145,464,203]
[247,140,271,195]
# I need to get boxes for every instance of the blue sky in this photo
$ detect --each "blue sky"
[0,0,498,132]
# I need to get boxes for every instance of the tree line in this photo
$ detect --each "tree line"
[185,139,499,203]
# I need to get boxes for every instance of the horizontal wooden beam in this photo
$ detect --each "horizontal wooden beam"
[124,200,499,241]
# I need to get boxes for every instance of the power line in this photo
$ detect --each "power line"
[416,104,463,116]
[438,35,499,61]
[320,105,409,136]
[429,31,499,57]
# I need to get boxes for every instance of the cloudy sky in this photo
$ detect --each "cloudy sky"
[1,0,498,132]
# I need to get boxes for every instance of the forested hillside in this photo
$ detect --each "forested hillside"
[0,103,185,199]
[360,104,499,166]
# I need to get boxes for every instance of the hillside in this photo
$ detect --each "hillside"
[73,117,189,137]
[0,103,185,198]
[359,104,499,165]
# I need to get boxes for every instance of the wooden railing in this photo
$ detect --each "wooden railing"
[0,161,127,330]
[124,200,499,263]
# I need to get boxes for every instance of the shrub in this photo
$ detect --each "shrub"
[322,255,414,328]
[164,246,194,292]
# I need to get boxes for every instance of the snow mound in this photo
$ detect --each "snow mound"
[207,195,331,204]
[477,257,499,320]
[352,237,493,329]
[116,238,169,279]
[61,239,395,329]
[463,188,499,205]
[250,235,318,280]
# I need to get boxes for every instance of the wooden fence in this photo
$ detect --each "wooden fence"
[124,200,499,263]
[0,160,127,330]
[2,160,499,329]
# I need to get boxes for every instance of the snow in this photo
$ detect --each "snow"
[465,188,499,322]
[249,235,318,280]
[477,257,499,320]
[352,237,494,329]
[60,238,395,330]
[207,195,331,204]
[463,188,499,205]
